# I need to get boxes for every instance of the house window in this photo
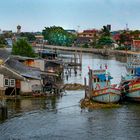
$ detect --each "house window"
[4,78,9,87]
[9,79,15,87]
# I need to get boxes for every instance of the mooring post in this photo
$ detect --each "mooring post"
[84,77,87,98]
[74,52,77,76]
[80,50,82,70]
[89,69,93,98]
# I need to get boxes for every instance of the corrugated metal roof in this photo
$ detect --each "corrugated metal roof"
[5,58,41,80]
[0,49,10,62]
[0,65,24,80]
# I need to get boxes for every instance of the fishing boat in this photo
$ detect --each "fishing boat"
[88,68,121,103]
[120,54,140,101]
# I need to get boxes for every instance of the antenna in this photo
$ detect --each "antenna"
[77,25,80,33]
[126,23,129,31]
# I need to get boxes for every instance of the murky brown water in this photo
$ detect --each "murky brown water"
[0,53,140,140]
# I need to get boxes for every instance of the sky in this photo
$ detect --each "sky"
[0,0,140,32]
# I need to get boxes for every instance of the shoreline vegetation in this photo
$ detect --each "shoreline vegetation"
[42,45,140,56]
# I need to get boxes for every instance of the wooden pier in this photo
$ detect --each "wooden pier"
[57,50,82,78]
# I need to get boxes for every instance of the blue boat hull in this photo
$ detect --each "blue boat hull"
[92,92,121,103]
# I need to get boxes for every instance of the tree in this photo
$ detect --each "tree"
[0,35,7,48]
[119,31,132,46]
[96,26,114,48]
[101,26,110,37]
[42,26,76,46]
[3,32,12,38]
[20,32,36,41]
[12,39,36,57]
[95,26,113,48]
[97,36,114,48]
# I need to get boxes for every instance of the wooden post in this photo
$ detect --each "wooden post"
[89,69,93,97]
[15,87,17,98]
[84,77,87,98]
[79,52,82,71]
[74,53,77,76]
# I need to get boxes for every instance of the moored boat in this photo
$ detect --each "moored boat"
[120,55,140,101]
[88,68,121,103]
[121,78,140,101]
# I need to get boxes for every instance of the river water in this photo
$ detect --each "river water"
[0,53,140,140]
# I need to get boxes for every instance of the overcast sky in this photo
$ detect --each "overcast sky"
[0,0,140,32]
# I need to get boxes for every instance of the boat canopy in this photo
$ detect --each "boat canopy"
[96,74,113,81]
[135,67,140,76]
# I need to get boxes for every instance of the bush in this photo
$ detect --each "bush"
[82,43,89,48]
[115,45,131,50]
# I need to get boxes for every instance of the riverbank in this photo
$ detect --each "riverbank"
[80,98,121,109]
[64,83,85,90]
[42,45,140,56]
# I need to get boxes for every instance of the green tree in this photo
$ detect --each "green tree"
[97,36,114,48]
[101,26,110,37]
[20,32,36,41]
[95,26,113,48]
[82,43,89,48]
[119,31,132,46]
[12,39,36,57]
[42,26,76,46]
[0,35,7,48]
[3,32,12,38]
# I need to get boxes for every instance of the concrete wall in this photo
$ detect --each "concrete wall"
[20,79,42,93]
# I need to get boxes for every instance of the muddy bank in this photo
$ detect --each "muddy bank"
[80,98,121,109]
[64,83,85,90]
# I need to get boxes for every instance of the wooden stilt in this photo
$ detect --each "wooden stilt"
[84,77,87,98]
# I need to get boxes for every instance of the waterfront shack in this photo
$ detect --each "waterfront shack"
[45,60,63,76]
[12,55,64,94]
[0,49,24,96]
[5,58,42,95]
[0,64,24,96]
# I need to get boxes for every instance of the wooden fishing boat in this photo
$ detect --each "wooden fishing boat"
[88,69,121,103]
[120,55,140,101]
[121,78,140,101]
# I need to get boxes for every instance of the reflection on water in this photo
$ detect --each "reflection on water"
[6,97,60,118]
[0,54,140,140]
[0,107,7,123]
